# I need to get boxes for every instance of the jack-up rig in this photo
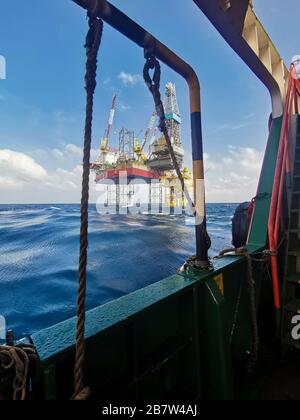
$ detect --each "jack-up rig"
[7,0,300,403]
[91,83,192,212]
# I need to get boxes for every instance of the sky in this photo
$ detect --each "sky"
[0,0,299,204]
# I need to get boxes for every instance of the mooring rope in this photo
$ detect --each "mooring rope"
[216,247,259,371]
[0,343,38,400]
[143,54,195,214]
[245,252,259,371]
[143,53,212,257]
[72,10,103,401]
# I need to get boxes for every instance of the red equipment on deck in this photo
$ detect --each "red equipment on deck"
[268,64,300,312]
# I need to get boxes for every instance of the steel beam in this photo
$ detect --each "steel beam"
[193,0,289,118]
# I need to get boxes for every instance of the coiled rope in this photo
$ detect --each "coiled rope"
[0,343,38,400]
[72,10,103,401]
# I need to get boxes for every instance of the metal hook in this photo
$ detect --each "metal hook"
[143,53,161,91]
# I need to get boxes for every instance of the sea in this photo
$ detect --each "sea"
[0,203,237,338]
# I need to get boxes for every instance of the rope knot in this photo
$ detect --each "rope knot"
[143,56,161,95]
[0,343,39,400]
[84,12,103,95]
[143,55,166,136]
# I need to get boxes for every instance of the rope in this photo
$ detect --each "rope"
[216,247,259,370]
[230,279,243,345]
[72,11,103,401]
[143,52,212,264]
[143,54,195,214]
[216,247,247,258]
[245,252,259,372]
[0,343,38,400]
[251,192,271,203]
[215,247,277,260]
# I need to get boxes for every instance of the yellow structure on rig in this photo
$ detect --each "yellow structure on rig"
[133,138,147,162]
[92,84,190,212]
[161,168,193,210]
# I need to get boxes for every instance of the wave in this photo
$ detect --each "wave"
[0,203,235,337]
[48,206,62,211]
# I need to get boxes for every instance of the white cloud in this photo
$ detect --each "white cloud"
[51,148,64,160]
[213,122,250,133]
[50,144,99,162]
[203,152,217,171]
[203,146,263,203]
[118,72,143,86]
[46,165,84,192]
[65,143,82,157]
[228,145,262,173]
[51,144,82,160]
[0,149,47,189]
[0,144,263,204]
[0,146,100,203]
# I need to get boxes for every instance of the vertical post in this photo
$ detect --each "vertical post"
[159,182,163,214]
[148,180,152,214]
[116,180,120,214]
[6,330,14,346]
[182,188,185,216]
[294,88,299,114]
[170,186,175,215]
[191,111,209,265]
[106,185,109,207]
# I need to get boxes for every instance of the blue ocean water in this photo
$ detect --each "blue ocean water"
[0,203,237,338]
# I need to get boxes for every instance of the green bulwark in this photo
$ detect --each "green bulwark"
[32,258,243,400]
[248,117,282,250]
[29,118,282,401]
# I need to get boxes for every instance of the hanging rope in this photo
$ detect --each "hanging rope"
[72,11,103,401]
[245,252,259,372]
[143,53,212,264]
[143,53,195,214]
[0,343,38,400]
[216,247,259,371]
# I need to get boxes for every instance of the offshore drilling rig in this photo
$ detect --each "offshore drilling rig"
[91,83,193,212]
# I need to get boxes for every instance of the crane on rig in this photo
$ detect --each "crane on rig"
[134,112,157,162]
[91,94,118,171]
[147,126,159,160]
[101,93,117,153]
